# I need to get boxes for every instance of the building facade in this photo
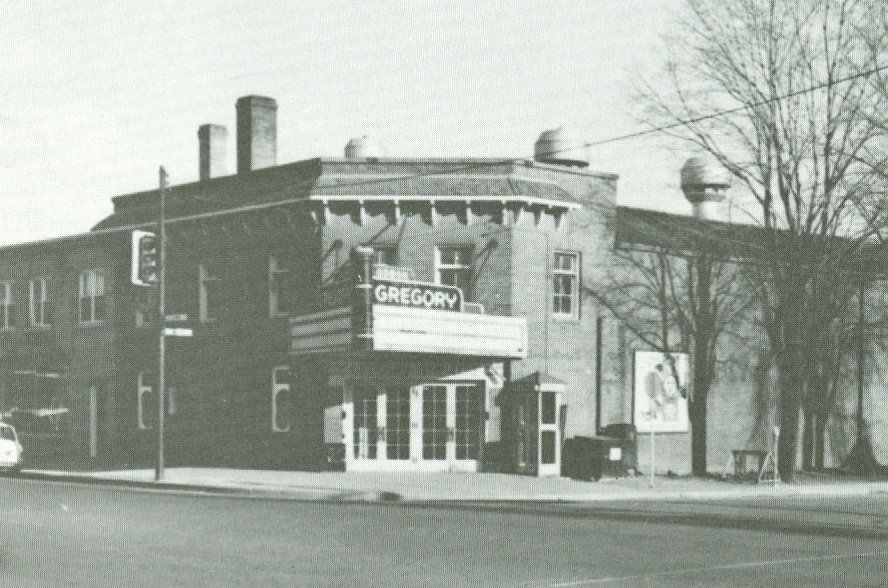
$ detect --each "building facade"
[2,95,882,475]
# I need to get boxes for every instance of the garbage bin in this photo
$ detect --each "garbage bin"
[599,423,637,475]
[562,436,625,481]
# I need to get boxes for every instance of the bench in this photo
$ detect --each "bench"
[723,449,770,479]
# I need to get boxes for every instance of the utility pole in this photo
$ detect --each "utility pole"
[156,166,168,482]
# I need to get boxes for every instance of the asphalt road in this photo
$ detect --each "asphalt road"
[2,478,887,587]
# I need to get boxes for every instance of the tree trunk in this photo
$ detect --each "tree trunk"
[689,393,708,476]
[813,410,827,470]
[777,366,802,482]
[801,409,815,471]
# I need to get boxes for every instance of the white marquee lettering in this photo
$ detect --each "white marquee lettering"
[370,280,463,311]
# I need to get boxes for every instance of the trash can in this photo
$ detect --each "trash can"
[562,436,625,481]
[599,423,637,475]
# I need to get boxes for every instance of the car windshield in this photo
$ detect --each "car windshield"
[0,427,15,441]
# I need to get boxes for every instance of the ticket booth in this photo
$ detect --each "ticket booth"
[499,372,564,477]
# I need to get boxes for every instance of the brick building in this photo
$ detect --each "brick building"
[1,95,877,475]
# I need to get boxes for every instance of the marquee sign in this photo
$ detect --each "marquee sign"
[372,279,463,312]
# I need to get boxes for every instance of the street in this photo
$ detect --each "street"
[2,478,887,587]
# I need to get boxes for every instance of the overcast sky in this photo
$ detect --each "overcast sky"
[1,0,699,245]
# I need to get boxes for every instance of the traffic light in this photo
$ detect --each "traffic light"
[131,230,159,286]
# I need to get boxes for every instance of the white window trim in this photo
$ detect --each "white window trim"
[1,282,14,330]
[272,365,291,433]
[79,270,106,324]
[29,278,50,328]
[552,251,580,320]
[199,263,220,323]
[434,246,472,294]
[137,371,153,430]
[268,255,290,317]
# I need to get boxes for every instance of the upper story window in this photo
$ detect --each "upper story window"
[553,252,580,319]
[199,263,221,322]
[1,282,15,329]
[435,246,472,297]
[370,247,397,266]
[29,278,51,327]
[79,270,106,323]
[268,255,295,317]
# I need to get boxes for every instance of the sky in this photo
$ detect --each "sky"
[1,0,696,245]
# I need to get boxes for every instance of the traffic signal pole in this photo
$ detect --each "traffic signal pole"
[156,167,168,482]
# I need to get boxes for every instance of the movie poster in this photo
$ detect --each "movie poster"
[633,351,690,433]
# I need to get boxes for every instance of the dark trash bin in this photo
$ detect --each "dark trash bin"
[599,423,637,474]
[562,435,625,481]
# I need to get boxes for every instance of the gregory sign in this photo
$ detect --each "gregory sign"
[372,280,463,311]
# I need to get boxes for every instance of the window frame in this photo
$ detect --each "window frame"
[78,269,106,324]
[29,277,51,328]
[198,263,221,323]
[268,254,292,317]
[137,371,154,430]
[434,246,473,299]
[0,281,15,330]
[271,365,292,433]
[552,251,580,320]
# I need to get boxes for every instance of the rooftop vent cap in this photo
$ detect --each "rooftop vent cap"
[680,156,731,203]
[534,127,588,168]
[345,135,385,159]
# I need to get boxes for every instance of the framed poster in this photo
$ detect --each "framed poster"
[633,351,690,433]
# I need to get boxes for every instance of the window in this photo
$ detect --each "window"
[79,270,106,323]
[271,366,292,432]
[29,278,51,327]
[553,252,580,318]
[137,371,154,430]
[370,247,397,266]
[0,282,14,329]
[137,372,175,429]
[199,263,221,322]
[268,255,295,317]
[435,246,472,297]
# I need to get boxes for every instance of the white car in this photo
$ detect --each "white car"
[0,423,22,473]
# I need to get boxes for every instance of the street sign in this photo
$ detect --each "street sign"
[162,327,193,337]
[164,314,189,322]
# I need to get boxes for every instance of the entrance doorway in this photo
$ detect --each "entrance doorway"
[351,382,485,471]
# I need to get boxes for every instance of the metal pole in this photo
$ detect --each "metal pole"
[649,429,655,487]
[156,167,167,482]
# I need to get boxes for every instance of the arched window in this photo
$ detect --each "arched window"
[137,372,155,430]
[271,366,292,432]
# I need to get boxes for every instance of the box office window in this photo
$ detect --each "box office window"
[29,278,51,327]
[271,366,292,433]
[553,252,579,318]
[79,270,106,323]
[1,282,15,329]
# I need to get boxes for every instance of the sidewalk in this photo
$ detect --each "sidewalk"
[15,467,888,503]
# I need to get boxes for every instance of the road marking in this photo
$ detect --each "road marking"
[547,550,888,586]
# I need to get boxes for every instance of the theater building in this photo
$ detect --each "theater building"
[7,94,875,475]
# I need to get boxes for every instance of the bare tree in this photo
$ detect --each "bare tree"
[638,0,888,480]
[591,215,752,476]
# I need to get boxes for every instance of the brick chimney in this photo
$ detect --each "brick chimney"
[236,95,277,174]
[198,124,228,181]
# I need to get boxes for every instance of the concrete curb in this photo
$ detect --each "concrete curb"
[14,470,401,503]
[11,469,888,504]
